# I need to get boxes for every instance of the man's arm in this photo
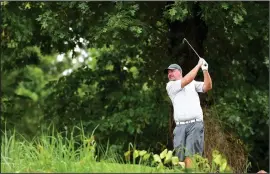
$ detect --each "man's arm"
[181,58,203,88]
[202,70,212,92]
[201,59,212,92]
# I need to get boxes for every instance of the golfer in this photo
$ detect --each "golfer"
[164,58,212,171]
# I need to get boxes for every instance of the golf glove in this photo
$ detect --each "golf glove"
[201,59,208,71]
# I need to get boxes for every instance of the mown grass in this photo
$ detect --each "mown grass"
[1,126,183,173]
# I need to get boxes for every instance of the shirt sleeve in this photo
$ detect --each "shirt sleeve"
[166,80,182,99]
[194,80,204,93]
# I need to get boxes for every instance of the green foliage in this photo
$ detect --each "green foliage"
[5,128,236,173]
[164,1,190,22]
[199,2,268,170]
[124,145,233,173]
[1,1,269,172]
[1,127,169,173]
[216,88,268,140]
[190,150,233,173]
[124,145,182,171]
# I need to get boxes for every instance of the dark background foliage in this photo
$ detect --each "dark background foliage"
[1,1,268,172]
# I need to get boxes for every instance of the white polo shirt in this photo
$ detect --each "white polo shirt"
[166,80,204,122]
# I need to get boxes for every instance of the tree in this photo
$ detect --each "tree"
[1,1,268,172]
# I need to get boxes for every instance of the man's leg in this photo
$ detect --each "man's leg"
[184,156,193,169]
[173,125,186,162]
[184,121,204,170]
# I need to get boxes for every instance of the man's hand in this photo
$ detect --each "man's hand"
[201,58,208,71]
[197,58,204,67]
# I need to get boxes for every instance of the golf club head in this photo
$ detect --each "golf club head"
[180,38,188,50]
[182,38,187,44]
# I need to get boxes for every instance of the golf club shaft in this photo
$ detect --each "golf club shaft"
[183,38,200,59]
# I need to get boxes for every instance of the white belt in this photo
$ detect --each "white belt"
[175,119,202,125]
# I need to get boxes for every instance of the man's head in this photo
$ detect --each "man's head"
[164,64,182,81]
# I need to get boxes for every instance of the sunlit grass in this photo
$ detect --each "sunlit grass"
[1,125,237,173]
[1,126,182,173]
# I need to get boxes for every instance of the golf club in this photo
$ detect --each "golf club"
[182,38,201,59]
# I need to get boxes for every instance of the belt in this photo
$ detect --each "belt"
[175,119,202,125]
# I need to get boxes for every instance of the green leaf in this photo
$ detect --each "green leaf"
[171,156,179,165]
[124,150,130,161]
[169,8,177,16]
[127,125,135,134]
[156,21,162,27]
[157,162,164,169]
[143,153,151,161]
[160,149,167,159]
[153,154,161,163]
[233,14,244,25]
[221,3,229,10]
[139,150,147,157]
[212,150,222,165]
[25,2,31,9]
[164,150,173,164]
[133,150,139,159]
[220,158,227,172]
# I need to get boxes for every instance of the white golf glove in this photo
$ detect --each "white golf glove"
[201,58,208,71]
[198,58,204,66]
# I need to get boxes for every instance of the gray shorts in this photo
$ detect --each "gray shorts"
[173,121,204,161]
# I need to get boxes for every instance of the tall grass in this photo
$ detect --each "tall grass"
[1,126,174,173]
[1,124,242,173]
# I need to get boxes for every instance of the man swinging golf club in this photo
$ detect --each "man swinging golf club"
[164,44,212,171]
